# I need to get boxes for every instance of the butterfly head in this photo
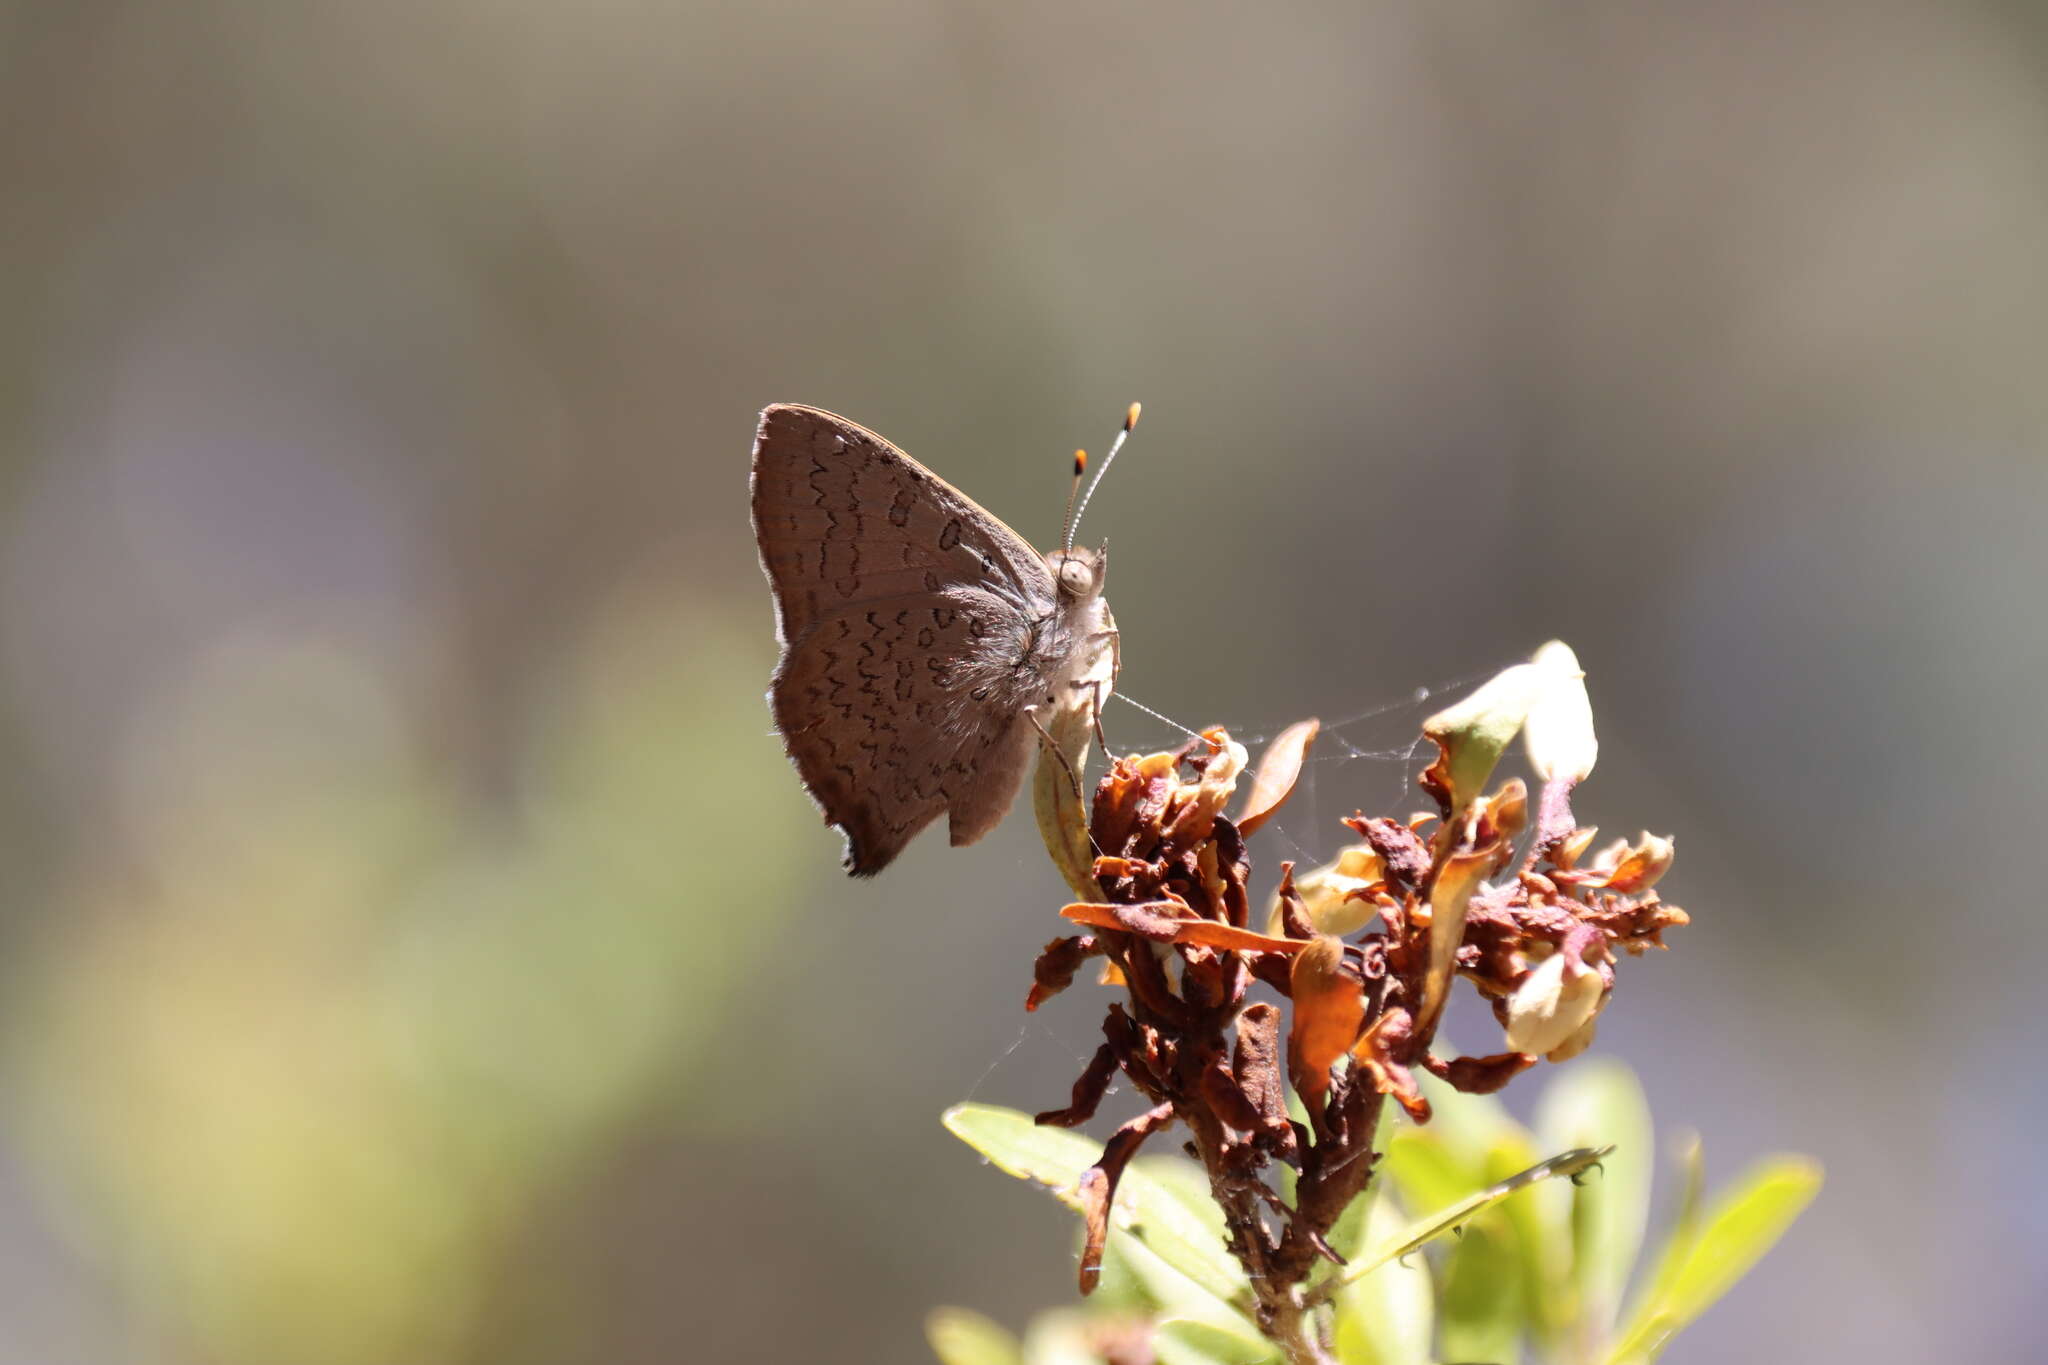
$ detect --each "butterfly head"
[1047,544,1107,602]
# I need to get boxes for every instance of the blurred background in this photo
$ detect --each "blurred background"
[0,2,2041,1361]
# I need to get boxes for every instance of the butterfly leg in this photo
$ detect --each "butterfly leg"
[1082,626,1120,751]
[1025,704,1086,802]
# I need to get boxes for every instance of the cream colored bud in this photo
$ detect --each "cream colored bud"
[1557,826,1600,868]
[1504,950,1606,1055]
[1599,832,1675,894]
[1545,1013,1599,1062]
[1279,844,1383,937]
[1524,641,1598,783]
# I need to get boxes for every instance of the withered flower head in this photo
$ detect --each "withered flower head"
[1019,643,1688,1348]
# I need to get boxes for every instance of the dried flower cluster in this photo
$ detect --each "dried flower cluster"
[1023,644,1687,1362]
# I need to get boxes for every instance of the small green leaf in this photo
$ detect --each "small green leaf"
[1632,1133,1704,1323]
[1381,1125,1474,1216]
[1438,1219,1524,1365]
[1318,1147,1613,1305]
[1089,1229,1150,1313]
[1322,1175,1380,1269]
[944,1103,1105,1214]
[927,1307,1025,1365]
[1477,1133,1569,1350]
[1422,662,1548,814]
[1608,1155,1822,1362]
[1130,1155,1230,1252]
[1111,1222,1268,1349]
[1154,1318,1281,1365]
[1116,1163,1253,1306]
[1536,1059,1654,1343]
[1413,1073,1521,1166]
[943,1106,1251,1308]
[1330,1195,1434,1365]
[1020,1309,1114,1365]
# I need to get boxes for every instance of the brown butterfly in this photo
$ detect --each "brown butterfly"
[750,404,1126,875]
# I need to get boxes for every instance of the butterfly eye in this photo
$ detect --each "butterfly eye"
[1058,558,1093,596]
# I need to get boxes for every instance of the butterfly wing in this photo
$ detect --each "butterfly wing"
[750,404,1056,646]
[750,405,1060,875]
[766,588,1043,874]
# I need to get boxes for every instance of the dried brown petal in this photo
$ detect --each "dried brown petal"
[1199,1052,1264,1133]
[1353,1008,1429,1122]
[1482,778,1528,849]
[1058,899,1186,941]
[1059,901,1309,955]
[1232,1002,1297,1157]
[1077,1103,1177,1293]
[1429,1050,1536,1094]
[1270,862,1315,940]
[1346,816,1432,892]
[1036,1043,1118,1127]
[1288,936,1368,1105]
[1027,935,1100,1012]
[1237,718,1319,836]
[1077,1166,1113,1296]
[1216,819,1252,930]
[1418,846,1492,1037]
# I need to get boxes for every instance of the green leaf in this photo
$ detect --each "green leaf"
[1607,1155,1822,1362]
[1330,1194,1434,1365]
[1111,1223,1269,1350]
[1535,1059,1655,1343]
[1421,662,1548,814]
[1414,1072,1521,1167]
[1154,1318,1281,1365]
[1020,1309,1114,1365]
[1631,1134,1704,1325]
[943,1103,1107,1215]
[1317,1147,1612,1306]
[943,1106,1251,1309]
[1088,1230,1150,1313]
[1477,1132,1569,1351]
[1115,1162,1253,1307]
[927,1307,1025,1365]
[1130,1155,1232,1264]
[1322,1176,1380,1269]
[1380,1127,1478,1218]
[1438,1219,1524,1365]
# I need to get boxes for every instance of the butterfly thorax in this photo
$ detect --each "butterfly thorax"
[935,546,1109,732]
[1041,543,1112,703]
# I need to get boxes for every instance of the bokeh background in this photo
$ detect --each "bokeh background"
[1,2,2041,1362]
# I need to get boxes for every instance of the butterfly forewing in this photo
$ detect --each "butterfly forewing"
[750,404,1085,876]
[751,405,1054,642]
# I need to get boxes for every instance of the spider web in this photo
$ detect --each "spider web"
[961,664,1510,1112]
[1105,662,1499,871]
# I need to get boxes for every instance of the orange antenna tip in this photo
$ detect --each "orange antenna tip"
[1068,402,1144,551]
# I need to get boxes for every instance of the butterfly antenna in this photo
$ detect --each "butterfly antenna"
[1058,449,1088,556]
[1066,401,1141,553]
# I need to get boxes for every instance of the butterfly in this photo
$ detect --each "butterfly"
[750,403,1125,875]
